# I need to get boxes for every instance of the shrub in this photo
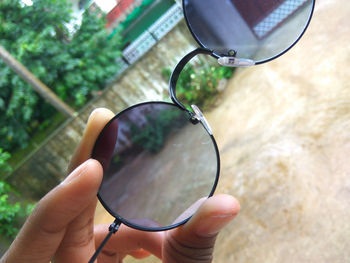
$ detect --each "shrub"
[162,58,234,109]
[0,181,34,239]
[0,149,12,176]
[130,108,184,153]
[0,149,34,239]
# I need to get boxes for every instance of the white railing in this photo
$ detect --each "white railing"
[121,3,183,66]
[148,3,183,40]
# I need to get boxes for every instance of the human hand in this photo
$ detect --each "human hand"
[0,108,240,263]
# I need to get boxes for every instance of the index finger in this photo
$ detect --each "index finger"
[68,108,115,173]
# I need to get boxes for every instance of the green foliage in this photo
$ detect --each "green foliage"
[162,59,234,109]
[0,0,122,154]
[0,149,35,238]
[0,180,34,239]
[0,149,12,176]
[130,109,184,153]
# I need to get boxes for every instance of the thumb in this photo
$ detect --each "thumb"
[163,194,240,263]
[1,159,103,263]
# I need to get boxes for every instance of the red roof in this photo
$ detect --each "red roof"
[106,0,136,27]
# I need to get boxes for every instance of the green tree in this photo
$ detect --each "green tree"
[0,0,122,154]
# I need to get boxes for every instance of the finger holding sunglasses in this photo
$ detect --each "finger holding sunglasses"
[0,108,239,263]
[0,159,103,263]
[0,157,159,263]
[0,163,238,263]
[93,194,240,263]
[163,194,240,263]
[0,108,162,263]
[68,108,115,173]
[0,109,113,263]
[56,107,148,262]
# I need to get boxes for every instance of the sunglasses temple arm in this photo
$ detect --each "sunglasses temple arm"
[88,219,122,263]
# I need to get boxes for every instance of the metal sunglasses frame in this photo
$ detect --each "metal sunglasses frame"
[89,0,316,261]
[89,82,221,263]
[94,101,221,233]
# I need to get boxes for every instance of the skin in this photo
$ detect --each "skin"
[0,108,240,263]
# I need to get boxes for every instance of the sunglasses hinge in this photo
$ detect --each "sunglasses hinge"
[190,105,213,135]
[189,114,200,125]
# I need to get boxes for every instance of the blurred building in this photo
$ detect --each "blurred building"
[106,0,144,29]
[67,0,183,66]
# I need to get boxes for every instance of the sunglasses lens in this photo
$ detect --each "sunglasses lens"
[183,0,314,62]
[92,102,218,229]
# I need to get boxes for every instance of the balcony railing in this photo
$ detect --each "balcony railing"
[121,3,183,66]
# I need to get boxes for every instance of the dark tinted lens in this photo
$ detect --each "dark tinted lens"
[184,0,314,62]
[93,102,218,229]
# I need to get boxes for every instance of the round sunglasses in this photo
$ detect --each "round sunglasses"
[89,0,315,261]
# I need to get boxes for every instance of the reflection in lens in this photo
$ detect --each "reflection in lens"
[93,102,218,229]
[170,53,234,110]
[184,0,314,62]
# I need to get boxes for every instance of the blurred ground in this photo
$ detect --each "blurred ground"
[96,0,350,262]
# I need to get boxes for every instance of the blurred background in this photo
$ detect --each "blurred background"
[1,0,350,262]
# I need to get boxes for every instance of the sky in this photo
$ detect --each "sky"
[94,0,117,13]
[20,0,118,33]
[21,0,117,13]
[21,0,33,6]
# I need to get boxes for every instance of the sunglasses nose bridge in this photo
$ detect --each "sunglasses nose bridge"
[218,56,255,67]
[191,104,213,135]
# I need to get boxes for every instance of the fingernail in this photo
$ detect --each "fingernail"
[61,159,91,185]
[195,214,235,237]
